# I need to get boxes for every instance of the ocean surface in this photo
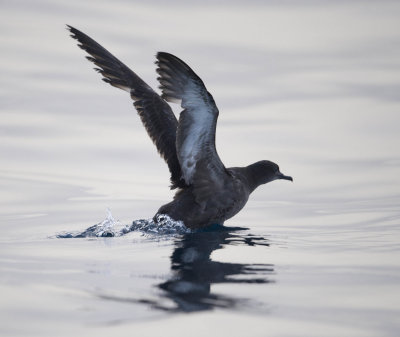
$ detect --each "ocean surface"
[1,1,400,336]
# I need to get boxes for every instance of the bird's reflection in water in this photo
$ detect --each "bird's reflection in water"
[155,226,274,312]
[98,226,274,313]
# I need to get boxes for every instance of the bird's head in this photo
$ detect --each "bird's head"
[247,160,293,191]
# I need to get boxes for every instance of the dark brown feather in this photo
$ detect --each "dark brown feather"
[67,25,185,189]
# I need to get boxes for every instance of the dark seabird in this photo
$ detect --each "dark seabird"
[67,25,293,229]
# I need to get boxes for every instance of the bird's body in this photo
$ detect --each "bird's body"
[68,26,292,229]
[157,167,250,228]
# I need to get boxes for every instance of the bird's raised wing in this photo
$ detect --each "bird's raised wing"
[67,26,185,189]
[156,52,229,204]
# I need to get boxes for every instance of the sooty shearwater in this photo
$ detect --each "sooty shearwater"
[68,25,293,229]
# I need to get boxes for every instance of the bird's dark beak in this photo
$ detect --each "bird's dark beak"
[276,172,293,182]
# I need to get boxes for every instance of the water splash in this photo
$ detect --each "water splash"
[57,210,191,238]
[123,214,191,235]
[57,208,121,238]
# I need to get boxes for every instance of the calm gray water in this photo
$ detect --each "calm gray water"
[1,1,400,336]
